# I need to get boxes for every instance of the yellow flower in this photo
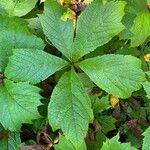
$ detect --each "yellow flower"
[110,96,119,107]
[144,54,150,62]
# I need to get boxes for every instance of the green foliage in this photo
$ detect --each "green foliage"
[55,136,87,150]
[120,0,149,43]
[0,0,37,16]
[0,16,45,72]
[39,0,74,59]
[146,71,150,78]
[0,80,42,131]
[98,116,116,134]
[48,69,93,147]
[130,11,150,47]
[142,127,150,150]
[73,0,126,60]
[79,55,145,98]
[0,132,21,150]
[5,49,68,84]
[92,95,111,114]
[143,82,150,99]
[0,0,150,149]
[101,134,137,150]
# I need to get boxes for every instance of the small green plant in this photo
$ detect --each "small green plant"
[0,0,150,149]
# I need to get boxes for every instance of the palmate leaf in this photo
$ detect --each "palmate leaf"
[79,54,145,98]
[73,0,126,60]
[143,81,150,99]
[0,0,37,16]
[142,127,150,150]
[101,134,137,150]
[5,49,68,84]
[0,80,42,131]
[48,69,93,148]
[0,17,45,72]
[39,0,74,59]
[39,0,125,60]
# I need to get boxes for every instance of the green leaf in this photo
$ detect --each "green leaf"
[78,73,94,88]
[0,132,21,150]
[142,127,150,150]
[146,71,150,78]
[48,69,93,148]
[39,0,126,60]
[92,95,111,114]
[125,0,146,14]
[143,81,150,99]
[5,49,68,84]
[98,115,116,134]
[130,11,150,47]
[0,79,42,131]
[54,136,86,150]
[27,17,45,38]
[119,12,135,40]
[116,46,140,56]
[0,17,45,72]
[120,0,147,40]
[0,0,37,16]
[78,54,145,98]
[73,0,126,60]
[86,131,106,150]
[39,0,74,59]
[101,134,137,150]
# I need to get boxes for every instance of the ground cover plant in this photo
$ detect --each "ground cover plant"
[0,0,150,149]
